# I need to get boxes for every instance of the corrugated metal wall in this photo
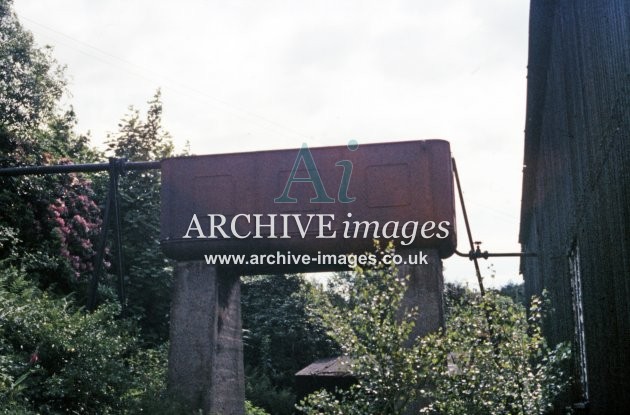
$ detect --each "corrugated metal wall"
[519,1,630,413]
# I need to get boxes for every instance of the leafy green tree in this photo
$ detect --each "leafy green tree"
[422,291,570,415]
[0,0,64,134]
[106,90,173,162]
[298,246,433,415]
[241,274,339,415]
[0,0,96,167]
[0,4,176,413]
[498,281,526,305]
[1,0,102,296]
[299,246,571,415]
[104,90,174,343]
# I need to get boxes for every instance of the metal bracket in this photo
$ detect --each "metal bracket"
[87,158,127,312]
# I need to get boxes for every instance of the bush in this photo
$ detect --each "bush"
[245,368,295,415]
[299,245,571,415]
[0,262,168,414]
[422,291,571,415]
[242,275,338,414]
[299,245,433,414]
[246,400,271,415]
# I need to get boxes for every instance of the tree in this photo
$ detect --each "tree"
[422,291,571,415]
[0,5,176,413]
[106,90,173,161]
[498,281,526,305]
[241,274,338,415]
[104,91,174,343]
[0,0,102,295]
[299,245,571,415]
[299,245,433,415]
[0,0,64,134]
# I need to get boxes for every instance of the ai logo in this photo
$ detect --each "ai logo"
[274,140,359,204]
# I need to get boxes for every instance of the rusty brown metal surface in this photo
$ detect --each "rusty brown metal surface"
[160,140,456,272]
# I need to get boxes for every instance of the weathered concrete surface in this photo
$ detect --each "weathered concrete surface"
[397,248,445,339]
[168,261,245,415]
[397,248,444,414]
[208,270,244,415]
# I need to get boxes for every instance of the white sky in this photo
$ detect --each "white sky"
[15,0,530,289]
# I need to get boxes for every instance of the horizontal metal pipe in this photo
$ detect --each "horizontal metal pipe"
[455,249,537,259]
[124,161,162,171]
[0,160,161,176]
[485,252,537,258]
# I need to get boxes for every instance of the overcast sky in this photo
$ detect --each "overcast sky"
[15,0,530,289]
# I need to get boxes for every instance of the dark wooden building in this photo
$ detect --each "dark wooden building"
[519,1,629,413]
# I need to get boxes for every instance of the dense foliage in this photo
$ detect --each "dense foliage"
[0,262,167,414]
[1,0,102,298]
[242,275,339,415]
[298,246,435,414]
[422,292,571,415]
[299,245,570,415]
[0,0,63,132]
[102,90,174,343]
[0,2,175,412]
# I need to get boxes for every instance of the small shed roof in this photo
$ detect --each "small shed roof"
[295,356,353,378]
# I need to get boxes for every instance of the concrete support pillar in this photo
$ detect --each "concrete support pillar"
[397,248,444,414]
[397,248,445,338]
[168,261,245,415]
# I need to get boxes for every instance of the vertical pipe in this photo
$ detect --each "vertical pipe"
[452,158,485,295]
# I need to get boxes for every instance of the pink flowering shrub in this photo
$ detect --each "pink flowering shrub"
[47,169,103,279]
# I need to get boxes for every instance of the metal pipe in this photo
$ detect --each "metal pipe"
[452,158,486,296]
[484,252,537,258]
[455,249,537,260]
[0,160,160,176]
